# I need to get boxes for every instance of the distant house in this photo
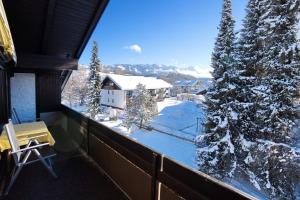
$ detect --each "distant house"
[171,80,204,96]
[101,74,172,109]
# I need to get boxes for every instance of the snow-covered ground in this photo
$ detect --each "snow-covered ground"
[99,98,204,167]
[64,98,203,167]
[131,129,197,168]
[130,98,204,168]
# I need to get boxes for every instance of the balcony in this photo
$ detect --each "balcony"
[0,105,255,200]
[4,154,127,200]
[0,116,127,200]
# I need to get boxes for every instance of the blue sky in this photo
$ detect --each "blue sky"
[79,0,248,70]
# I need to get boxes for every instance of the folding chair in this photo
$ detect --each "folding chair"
[4,119,57,195]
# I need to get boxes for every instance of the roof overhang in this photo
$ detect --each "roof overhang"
[0,0,16,69]
[2,0,109,70]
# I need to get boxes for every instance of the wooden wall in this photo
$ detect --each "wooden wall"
[102,78,121,90]
[36,71,62,115]
[0,70,9,124]
[6,70,63,121]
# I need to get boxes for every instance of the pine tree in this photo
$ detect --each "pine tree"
[197,0,239,179]
[250,0,300,198]
[124,84,158,130]
[86,41,102,119]
[198,0,300,198]
[233,0,269,189]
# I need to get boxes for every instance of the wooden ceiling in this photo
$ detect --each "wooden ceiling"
[2,0,109,70]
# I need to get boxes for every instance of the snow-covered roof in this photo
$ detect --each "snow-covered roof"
[173,80,199,87]
[104,74,172,90]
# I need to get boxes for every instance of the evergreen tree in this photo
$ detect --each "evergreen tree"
[236,0,270,132]
[251,0,300,198]
[198,0,300,198]
[124,84,158,130]
[197,0,239,179]
[233,0,269,189]
[86,41,102,119]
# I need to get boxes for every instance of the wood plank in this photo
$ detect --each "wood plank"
[61,70,72,91]
[17,53,78,70]
[89,134,153,200]
[160,184,186,200]
[75,0,109,58]
[3,0,48,54]
[40,0,56,53]
[158,157,255,200]
[0,70,9,124]
[3,0,109,59]
[88,118,158,170]
[36,71,62,114]
[89,125,156,176]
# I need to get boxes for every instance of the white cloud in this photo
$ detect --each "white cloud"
[124,44,142,53]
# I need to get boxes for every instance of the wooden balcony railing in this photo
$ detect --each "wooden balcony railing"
[60,105,256,200]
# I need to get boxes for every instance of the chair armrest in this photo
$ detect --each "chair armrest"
[10,142,50,154]
[18,133,48,142]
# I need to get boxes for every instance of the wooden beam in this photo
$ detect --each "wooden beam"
[16,53,78,70]
[40,0,56,53]
[0,70,10,124]
[74,0,109,58]
[61,70,72,91]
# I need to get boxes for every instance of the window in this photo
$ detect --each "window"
[127,91,133,97]
[112,99,114,103]
[108,90,110,94]
[108,98,109,103]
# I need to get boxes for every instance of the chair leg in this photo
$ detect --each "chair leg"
[46,158,53,167]
[4,165,23,195]
[32,149,57,178]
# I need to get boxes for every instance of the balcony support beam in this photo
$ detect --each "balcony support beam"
[16,53,78,70]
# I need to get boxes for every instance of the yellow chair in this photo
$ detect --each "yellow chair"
[4,119,57,195]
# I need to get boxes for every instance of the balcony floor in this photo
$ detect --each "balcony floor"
[3,125,128,200]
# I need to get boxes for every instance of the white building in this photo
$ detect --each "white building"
[101,74,172,109]
[171,79,211,96]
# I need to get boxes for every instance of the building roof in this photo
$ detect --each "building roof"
[104,74,172,90]
[173,80,199,87]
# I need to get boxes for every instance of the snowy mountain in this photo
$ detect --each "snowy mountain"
[103,64,212,79]
[79,64,212,85]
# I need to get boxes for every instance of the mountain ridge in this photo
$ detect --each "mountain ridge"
[79,63,211,84]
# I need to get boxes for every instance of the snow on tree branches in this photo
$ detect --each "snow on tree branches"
[86,41,102,119]
[197,0,239,179]
[251,0,300,198]
[198,0,300,199]
[123,84,158,131]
